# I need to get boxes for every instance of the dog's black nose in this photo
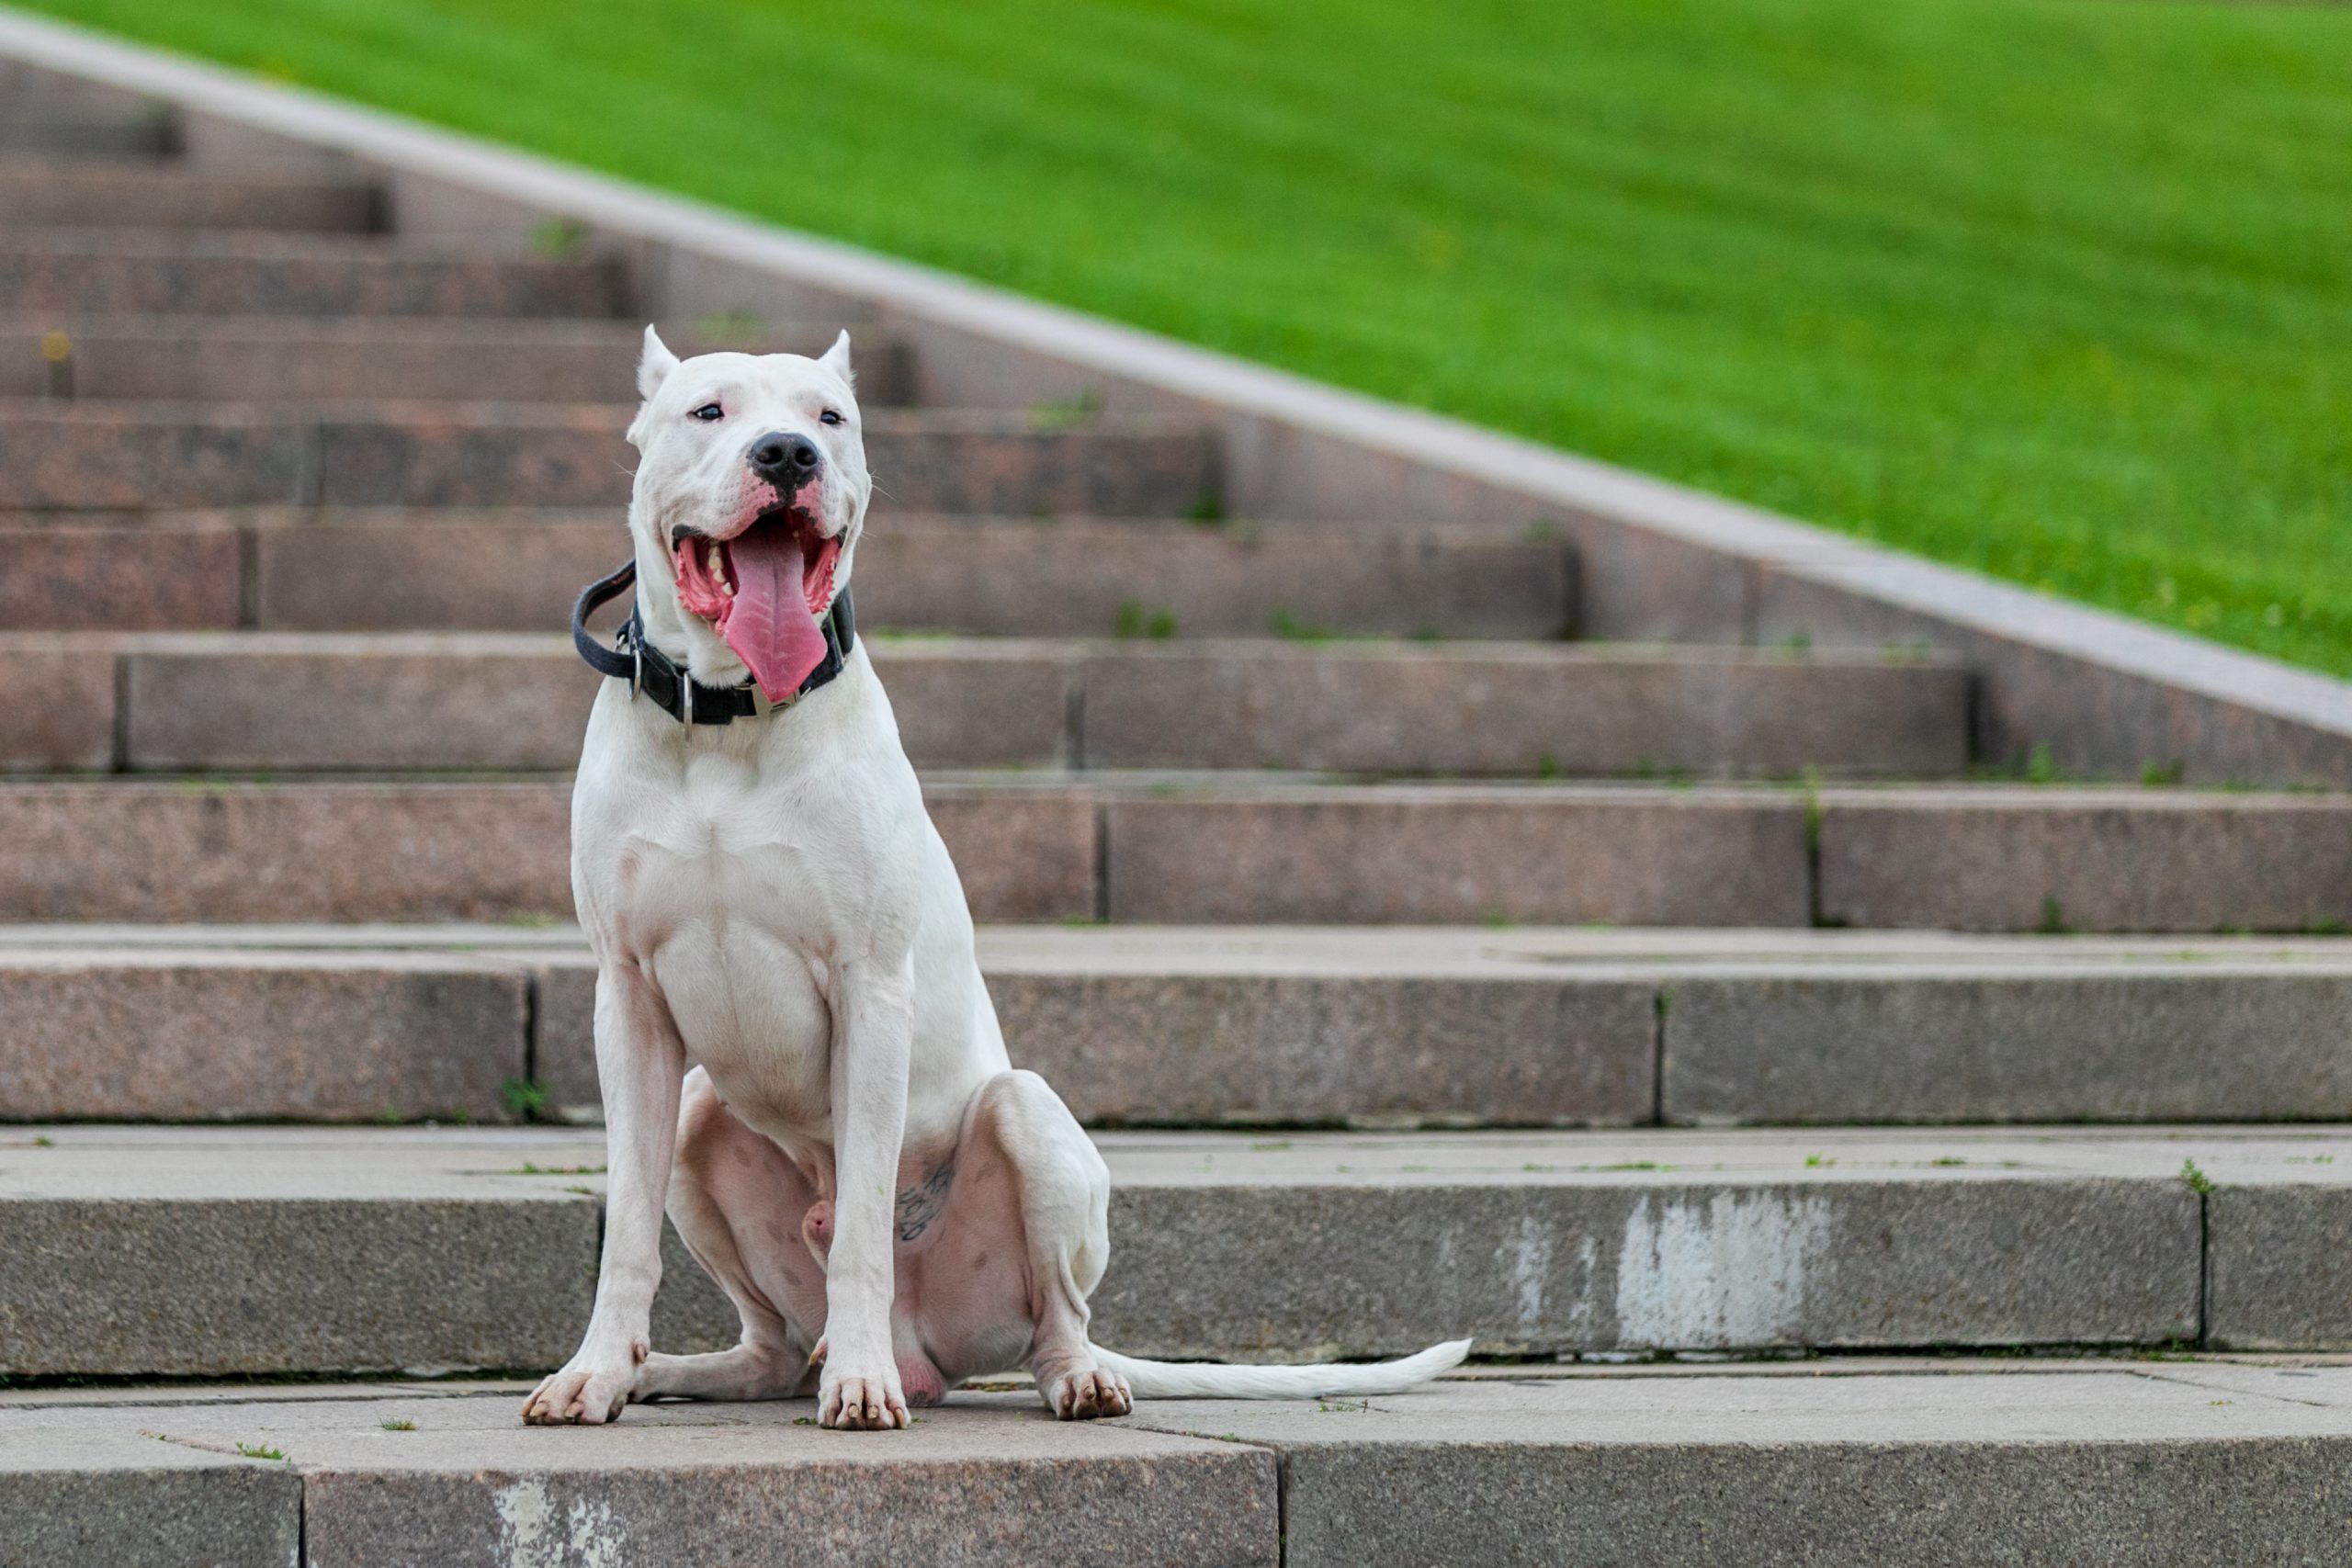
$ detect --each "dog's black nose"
[749,431,823,482]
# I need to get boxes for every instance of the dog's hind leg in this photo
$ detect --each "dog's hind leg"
[916,1070,1130,1420]
[632,1067,829,1404]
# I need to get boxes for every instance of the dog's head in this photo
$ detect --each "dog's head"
[626,326,872,701]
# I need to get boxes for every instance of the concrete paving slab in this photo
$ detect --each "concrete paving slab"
[10,925,2352,1126]
[2,400,1216,512]
[164,506,1576,638]
[0,1128,600,1375]
[0,228,622,317]
[8,1125,2342,1374]
[0,945,529,1120]
[1,631,1971,778]
[1818,785,2352,933]
[0,1393,1275,1568]
[0,515,243,633]
[0,155,375,230]
[1662,966,2352,1122]
[0,313,902,402]
[1126,1372,2352,1567]
[16,1368,2352,1568]
[2206,1182,2352,1350]
[2,774,2338,929]
[0,1418,300,1568]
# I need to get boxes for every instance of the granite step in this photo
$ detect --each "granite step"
[3,925,2349,1127]
[0,401,1218,513]
[0,109,171,155]
[10,1364,2352,1568]
[0,632,1968,778]
[0,230,624,317]
[0,66,172,155]
[0,314,909,402]
[1,1123,2344,1379]
[0,777,2345,931]
[0,510,1575,639]
[0,156,378,231]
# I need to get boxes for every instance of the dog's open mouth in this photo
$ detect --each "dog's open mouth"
[673,507,842,701]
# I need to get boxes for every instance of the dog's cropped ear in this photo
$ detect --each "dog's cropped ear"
[818,329,855,391]
[637,324,681,402]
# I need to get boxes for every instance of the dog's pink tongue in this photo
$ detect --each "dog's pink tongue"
[720,527,826,702]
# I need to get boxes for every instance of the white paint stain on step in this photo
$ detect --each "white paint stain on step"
[493,1477,624,1568]
[1612,1190,1831,1349]
[1507,1213,1553,1333]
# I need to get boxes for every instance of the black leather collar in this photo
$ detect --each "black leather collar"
[571,560,855,726]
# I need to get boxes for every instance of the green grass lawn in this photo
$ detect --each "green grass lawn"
[25,0,2352,672]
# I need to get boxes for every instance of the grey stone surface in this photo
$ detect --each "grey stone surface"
[1082,1174,2197,1359]
[0,314,904,402]
[1663,967,2352,1123]
[543,951,1656,1129]
[20,1125,2338,1372]
[14,1369,2352,1568]
[237,509,1575,638]
[0,1428,300,1568]
[0,229,622,318]
[642,1125,2237,1359]
[1130,1374,2352,1568]
[2206,1184,2352,1350]
[0,780,577,922]
[992,968,1657,1127]
[0,949,529,1121]
[0,778,1101,923]
[23,924,2352,1127]
[6,400,1216,513]
[13,631,1977,778]
[1755,550,2352,790]
[17,1367,2352,1568]
[0,517,243,632]
[120,634,597,772]
[1104,784,1811,925]
[0,1395,1274,1568]
[920,783,1100,922]
[1081,643,1967,777]
[254,508,628,633]
[864,516,1576,640]
[0,646,112,772]
[0,1131,600,1374]
[869,642,1073,769]
[0,158,373,230]
[18,931,2352,1128]
[1816,786,2352,932]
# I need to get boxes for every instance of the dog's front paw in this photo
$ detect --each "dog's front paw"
[521,1337,648,1426]
[819,1358,910,1431]
[1042,1364,1132,1421]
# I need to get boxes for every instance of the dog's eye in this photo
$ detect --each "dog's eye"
[819,409,844,426]
[689,403,724,422]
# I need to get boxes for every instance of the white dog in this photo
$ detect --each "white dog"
[524,329,1467,1430]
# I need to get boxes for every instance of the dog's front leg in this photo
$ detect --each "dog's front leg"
[522,961,686,1425]
[817,949,916,1430]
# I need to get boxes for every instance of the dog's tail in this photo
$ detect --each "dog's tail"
[1086,1337,1471,1400]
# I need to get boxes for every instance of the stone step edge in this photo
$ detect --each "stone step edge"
[0,774,2346,932]
[2,632,1968,780]
[17,1368,2352,1568]
[8,925,2352,1126]
[4,1124,2347,1363]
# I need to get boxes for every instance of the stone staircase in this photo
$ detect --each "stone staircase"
[5,62,2352,1567]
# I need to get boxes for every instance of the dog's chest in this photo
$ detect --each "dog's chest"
[652,919,835,1129]
[613,774,874,1131]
